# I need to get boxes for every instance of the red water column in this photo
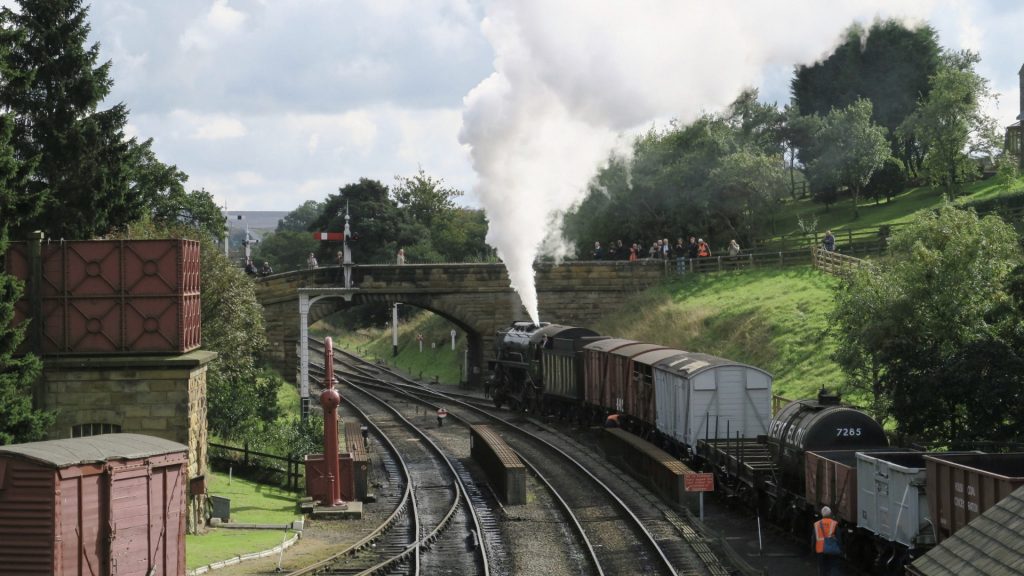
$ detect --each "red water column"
[320,336,343,506]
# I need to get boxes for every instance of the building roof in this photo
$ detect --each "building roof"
[0,433,187,468]
[908,484,1024,576]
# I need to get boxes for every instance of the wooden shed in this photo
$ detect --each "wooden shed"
[0,433,188,576]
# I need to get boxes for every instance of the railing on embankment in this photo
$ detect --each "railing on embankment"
[810,247,865,277]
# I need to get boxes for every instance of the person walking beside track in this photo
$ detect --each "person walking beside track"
[813,506,841,575]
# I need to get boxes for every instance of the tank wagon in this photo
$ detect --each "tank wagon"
[489,321,1024,574]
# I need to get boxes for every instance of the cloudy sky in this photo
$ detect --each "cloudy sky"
[78,0,1022,216]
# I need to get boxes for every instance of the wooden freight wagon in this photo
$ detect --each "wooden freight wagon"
[925,452,1024,543]
[0,434,188,576]
[625,348,684,425]
[583,338,636,411]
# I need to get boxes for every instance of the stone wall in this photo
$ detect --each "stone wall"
[42,350,217,533]
[256,261,668,385]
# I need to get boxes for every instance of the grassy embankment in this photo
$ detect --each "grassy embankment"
[771,175,1024,236]
[313,314,467,384]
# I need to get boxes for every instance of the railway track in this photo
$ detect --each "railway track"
[311,338,730,576]
[287,363,490,576]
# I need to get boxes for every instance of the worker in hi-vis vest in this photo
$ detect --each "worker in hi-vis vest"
[813,506,841,576]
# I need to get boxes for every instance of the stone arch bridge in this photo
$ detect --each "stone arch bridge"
[255,261,666,392]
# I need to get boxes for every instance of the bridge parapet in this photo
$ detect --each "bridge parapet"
[255,261,666,388]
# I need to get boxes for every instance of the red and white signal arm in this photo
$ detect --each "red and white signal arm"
[684,473,715,492]
[437,408,448,419]
[313,232,346,241]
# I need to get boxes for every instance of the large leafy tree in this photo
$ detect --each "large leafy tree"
[0,0,139,240]
[807,99,891,218]
[792,20,941,175]
[830,205,1023,444]
[310,178,400,264]
[899,50,1000,198]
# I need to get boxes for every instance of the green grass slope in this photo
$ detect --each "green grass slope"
[592,267,841,401]
[773,176,1024,237]
[315,313,467,384]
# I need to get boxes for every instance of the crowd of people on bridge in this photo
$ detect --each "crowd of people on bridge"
[590,236,743,273]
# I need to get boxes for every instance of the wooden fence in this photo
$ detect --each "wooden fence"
[210,442,303,491]
[811,247,864,277]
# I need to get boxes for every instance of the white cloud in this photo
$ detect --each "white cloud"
[168,111,248,140]
[180,0,247,51]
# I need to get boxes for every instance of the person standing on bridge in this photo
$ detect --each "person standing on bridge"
[307,252,318,269]
[397,248,405,265]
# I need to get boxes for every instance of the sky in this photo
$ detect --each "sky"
[74,0,1023,214]
[68,0,1024,322]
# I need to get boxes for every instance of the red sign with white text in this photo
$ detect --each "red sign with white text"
[684,473,715,492]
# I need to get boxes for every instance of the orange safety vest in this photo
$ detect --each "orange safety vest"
[814,518,838,553]
[698,242,710,257]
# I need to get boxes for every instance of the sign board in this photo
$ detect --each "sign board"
[313,232,345,241]
[684,473,715,492]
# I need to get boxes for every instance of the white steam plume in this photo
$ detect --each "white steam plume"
[460,1,936,325]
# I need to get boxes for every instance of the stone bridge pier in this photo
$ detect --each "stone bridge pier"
[255,261,666,391]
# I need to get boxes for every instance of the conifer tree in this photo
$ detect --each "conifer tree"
[0,113,54,444]
[0,0,136,240]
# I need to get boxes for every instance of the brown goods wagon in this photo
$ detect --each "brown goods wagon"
[925,452,1024,542]
[0,433,188,576]
[625,348,685,425]
[6,239,201,355]
[583,339,636,410]
[603,343,667,413]
[805,448,916,525]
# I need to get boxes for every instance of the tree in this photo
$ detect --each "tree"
[808,99,891,218]
[392,168,462,230]
[792,20,941,175]
[310,178,400,264]
[830,205,1023,443]
[0,114,53,444]
[708,149,787,238]
[899,50,1000,198]
[253,230,318,273]
[276,200,324,233]
[198,239,275,438]
[864,157,907,205]
[0,0,138,240]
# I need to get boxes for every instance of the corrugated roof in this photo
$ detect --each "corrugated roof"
[653,351,772,379]
[609,343,667,359]
[908,485,1024,576]
[631,348,686,367]
[583,338,638,352]
[0,434,187,468]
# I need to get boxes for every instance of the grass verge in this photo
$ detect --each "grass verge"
[185,470,301,570]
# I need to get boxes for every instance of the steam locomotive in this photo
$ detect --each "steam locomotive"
[487,321,1024,572]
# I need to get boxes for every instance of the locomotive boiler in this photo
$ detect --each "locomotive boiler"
[488,321,602,411]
